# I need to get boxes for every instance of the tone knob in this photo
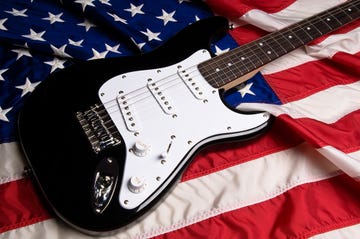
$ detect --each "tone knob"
[132,141,149,157]
[128,176,146,194]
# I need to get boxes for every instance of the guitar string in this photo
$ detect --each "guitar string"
[122,0,358,107]
[104,0,359,109]
[202,0,360,86]
[98,2,360,126]
[103,66,202,115]
[95,1,359,122]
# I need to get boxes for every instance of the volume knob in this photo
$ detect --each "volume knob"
[132,141,149,157]
[128,176,146,194]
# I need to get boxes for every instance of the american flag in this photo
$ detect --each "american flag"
[1,0,360,238]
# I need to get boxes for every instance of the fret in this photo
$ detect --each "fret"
[198,0,360,89]
[284,28,306,47]
[252,40,273,62]
[270,33,294,54]
[346,4,360,19]
[278,33,296,50]
[333,7,354,25]
[288,23,314,44]
[313,15,333,33]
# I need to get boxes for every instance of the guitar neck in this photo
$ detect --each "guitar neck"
[198,0,360,89]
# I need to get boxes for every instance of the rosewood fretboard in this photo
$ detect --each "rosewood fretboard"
[198,0,360,89]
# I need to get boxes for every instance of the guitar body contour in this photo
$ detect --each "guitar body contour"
[18,17,271,234]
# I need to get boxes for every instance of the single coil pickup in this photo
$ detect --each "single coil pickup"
[147,81,175,115]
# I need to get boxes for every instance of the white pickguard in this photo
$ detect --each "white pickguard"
[98,50,270,210]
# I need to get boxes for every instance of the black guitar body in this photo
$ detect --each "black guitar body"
[19,17,256,234]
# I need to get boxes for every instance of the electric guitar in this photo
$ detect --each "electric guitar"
[18,1,360,235]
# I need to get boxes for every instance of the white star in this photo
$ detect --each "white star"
[178,0,191,3]
[43,12,64,24]
[75,0,95,11]
[50,44,71,58]
[0,68,8,81]
[141,29,161,42]
[0,18,8,31]
[99,0,111,6]
[77,19,96,32]
[107,12,127,24]
[88,49,108,60]
[124,3,145,17]
[156,10,177,26]
[16,78,41,97]
[12,48,32,60]
[238,82,256,97]
[0,106,12,122]
[131,37,145,50]
[195,15,201,21]
[68,39,83,47]
[22,29,46,41]
[45,58,66,72]
[105,44,121,53]
[214,45,230,56]
[5,8,28,17]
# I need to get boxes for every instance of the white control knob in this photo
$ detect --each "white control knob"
[132,141,149,157]
[128,176,146,194]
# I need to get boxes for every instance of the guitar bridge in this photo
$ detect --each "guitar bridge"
[76,104,121,154]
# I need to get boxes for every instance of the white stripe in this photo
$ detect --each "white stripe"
[310,222,360,239]
[237,0,343,31]
[261,28,360,74]
[0,142,26,184]
[238,81,360,124]
[233,0,360,75]
[2,143,341,238]
[317,146,360,178]
[231,0,343,29]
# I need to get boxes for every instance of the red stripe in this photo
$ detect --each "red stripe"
[182,118,303,181]
[183,107,360,181]
[154,174,360,239]
[0,178,51,233]
[310,19,360,45]
[230,25,269,45]
[332,51,360,77]
[278,109,360,152]
[206,0,296,17]
[264,51,360,103]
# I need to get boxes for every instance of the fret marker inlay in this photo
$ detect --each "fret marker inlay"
[197,0,360,89]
